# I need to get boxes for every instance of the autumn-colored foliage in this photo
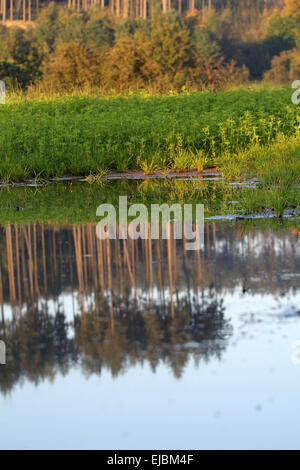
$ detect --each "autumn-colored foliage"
[1,1,300,91]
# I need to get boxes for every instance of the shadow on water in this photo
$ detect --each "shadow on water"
[0,220,299,394]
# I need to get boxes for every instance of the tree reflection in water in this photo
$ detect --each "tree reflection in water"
[0,221,299,394]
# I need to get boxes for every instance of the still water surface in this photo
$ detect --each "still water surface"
[0,212,299,449]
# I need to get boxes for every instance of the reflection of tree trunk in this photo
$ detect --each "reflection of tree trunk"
[212,223,216,252]
[73,226,85,316]
[160,238,166,306]
[172,229,177,283]
[197,247,203,282]
[183,235,192,309]
[58,234,63,292]
[167,226,174,320]
[106,238,114,331]
[206,223,210,260]
[33,224,40,299]
[172,228,179,306]
[145,230,149,284]
[82,225,88,292]
[131,238,135,282]
[21,234,29,299]
[148,223,153,304]
[41,223,47,296]
[156,240,163,304]
[97,239,105,302]
[52,229,57,277]
[183,232,190,270]
[0,265,4,327]
[89,224,99,313]
[122,237,137,295]
[115,235,121,299]
[15,225,22,307]
[6,226,16,306]
[23,225,34,300]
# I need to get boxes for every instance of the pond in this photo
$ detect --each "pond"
[0,179,299,450]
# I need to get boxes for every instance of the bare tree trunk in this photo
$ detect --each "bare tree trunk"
[178,0,182,15]
[189,0,195,11]
[123,0,128,18]
[162,0,167,14]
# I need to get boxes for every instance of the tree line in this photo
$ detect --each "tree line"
[0,0,298,92]
[0,1,282,22]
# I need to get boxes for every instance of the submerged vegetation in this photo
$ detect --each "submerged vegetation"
[0,176,299,225]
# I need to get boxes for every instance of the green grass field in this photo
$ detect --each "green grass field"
[0,86,299,217]
[0,86,299,182]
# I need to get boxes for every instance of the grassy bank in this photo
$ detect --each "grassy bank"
[0,86,299,182]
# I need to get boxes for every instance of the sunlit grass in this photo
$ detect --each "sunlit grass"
[0,86,300,217]
[0,86,299,182]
